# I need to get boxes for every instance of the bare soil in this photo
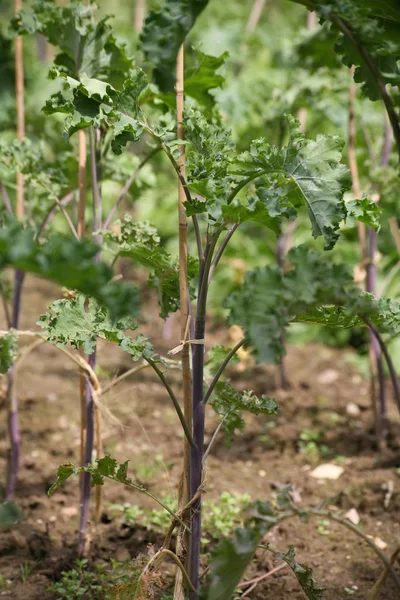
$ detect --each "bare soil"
[0,275,400,599]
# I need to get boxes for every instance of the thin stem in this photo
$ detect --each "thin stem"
[332,15,400,160]
[137,549,195,596]
[102,363,149,395]
[15,0,25,218]
[106,474,188,530]
[238,564,287,590]
[0,184,13,215]
[364,318,400,416]
[246,0,267,33]
[368,546,400,600]
[36,191,75,239]
[5,269,24,500]
[202,411,231,464]
[142,123,203,262]
[145,357,195,448]
[379,259,400,297]
[53,196,79,239]
[0,282,11,329]
[208,224,239,282]
[103,148,160,229]
[203,339,246,405]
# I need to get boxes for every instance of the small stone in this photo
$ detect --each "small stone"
[310,463,344,480]
[258,469,266,478]
[48,515,57,523]
[58,415,68,430]
[317,369,339,384]
[61,506,78,518]
[374,537,387,550]
[345,508,360,525]
[47,392,57,402]
[346,402,361,417]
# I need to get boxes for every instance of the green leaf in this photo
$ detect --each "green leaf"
[345,196,380,231]
[38,294,137,355]
[48,463,77,496]
[0,501,23,531]
[234,115,350,249]
[0,330,17,374]
[185,50,228,112]
[277,546,325,600]
[140,0,210,92]
[290,0,400,101]
[204,344,240,379]
[226,245,400,362]
[103,215,198,318]
[0,220,137,320]
[210,382,277,444]
[12,0,133,87]
[96,455,118,477]
[199,527,262,600]
[184,106,236,211]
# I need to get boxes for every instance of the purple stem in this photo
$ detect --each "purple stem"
[367,229,387,436]
[189,317,205,599]
[276,229,288,388]
[189,233,221,598]
[5,269,25,500]
[78,350,96,555]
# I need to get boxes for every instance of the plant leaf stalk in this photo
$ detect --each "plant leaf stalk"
[6,0,26,501]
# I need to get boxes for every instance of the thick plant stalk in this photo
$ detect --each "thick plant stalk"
[348,69,386,445]
[246,0,266,33]
[15,0,25,218]
[134,0,146,33]
[78,130,87,475]
[189,233,220,598]
[5,270,24,501]
[174,44,193,600]
[78,128,102,555]
[6,0,26,500]
[366,119,393,443]
[78,351,96,556]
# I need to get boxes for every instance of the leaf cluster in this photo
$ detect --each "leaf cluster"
[103,214,198,318]
[0,220,138,320]
[210,382,277,445]
[140,0,210,92]
[226,244,400,363]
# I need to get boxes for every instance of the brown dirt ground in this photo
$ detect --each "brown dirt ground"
[0,275,400,600]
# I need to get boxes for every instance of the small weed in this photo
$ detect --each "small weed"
[20,561,35,583]
[48,558,128,600]
[298,429,329,458]
[0,574,11,590]
[317,520,330,536]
